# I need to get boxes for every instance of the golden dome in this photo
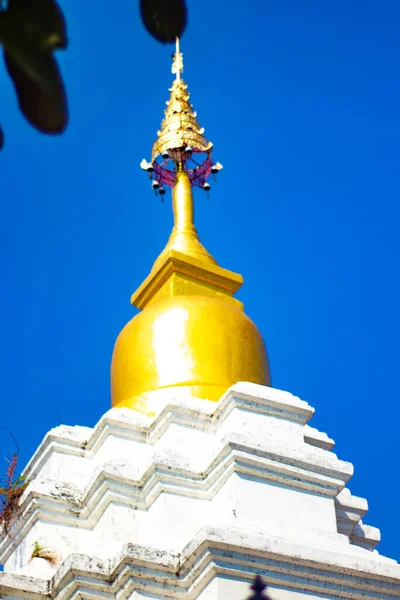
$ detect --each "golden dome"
[110,41,271,415]
[111,172,271,415]
[111,294,270,413]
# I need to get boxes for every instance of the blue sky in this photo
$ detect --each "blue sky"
[1,0,399,561]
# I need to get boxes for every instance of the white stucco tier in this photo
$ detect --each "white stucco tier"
[1,382,399,599]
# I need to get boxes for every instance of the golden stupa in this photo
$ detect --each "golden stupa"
[111,40,271,415]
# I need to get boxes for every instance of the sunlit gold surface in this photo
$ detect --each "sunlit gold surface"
[151,77,212,162]
[111,172,271,414]
[131,250,244,311]
[172,37,183,80]
[111,295,271,414]
[110,45,271,414]
[152,171,216,272]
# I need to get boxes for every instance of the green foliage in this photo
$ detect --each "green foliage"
[31,540,58,565]
[0,453,28,536]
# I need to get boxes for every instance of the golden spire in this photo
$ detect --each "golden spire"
[143,38,218,270]
[150,38,213,175]
[151,169,217,272]
[172,36,183,80]
[111,40,271,415]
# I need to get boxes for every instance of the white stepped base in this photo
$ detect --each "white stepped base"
[0,382,399,599]
[0,527,399,600]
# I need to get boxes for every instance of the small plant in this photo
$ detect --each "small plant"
[30,541,58,566]
[0,453,28,536]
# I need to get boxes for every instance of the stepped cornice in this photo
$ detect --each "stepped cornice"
[0,384,388,581]
[0,527,399,600]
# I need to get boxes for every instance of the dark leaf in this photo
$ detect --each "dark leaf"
[5,0,67,50]
[2,33,61,92]
[4,48,68,133]
[0,3,67,92]
[140,0,187,43]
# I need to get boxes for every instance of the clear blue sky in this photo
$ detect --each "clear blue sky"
[1,0,399,561]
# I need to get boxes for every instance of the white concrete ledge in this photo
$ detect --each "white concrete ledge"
[1,526,399,600]
[0,382,391,596]
[304,424,335,450]
[22,384,314,483]
[0,433,353,565]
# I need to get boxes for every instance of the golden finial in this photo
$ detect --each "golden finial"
[138,39,224,268]
[172,37,183,81]
[150,66,212,166]
[140,38,220,192]
[139,38,221,268]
